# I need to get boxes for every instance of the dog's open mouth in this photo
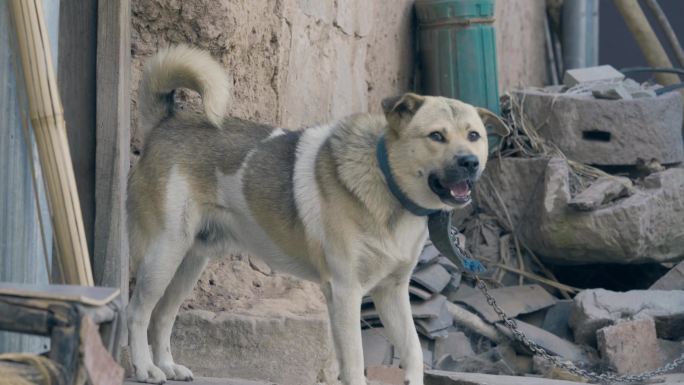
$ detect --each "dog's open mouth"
[428,174,473,206]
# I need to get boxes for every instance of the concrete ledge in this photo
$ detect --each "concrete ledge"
[170,310,336,385]
[125,377,274,385]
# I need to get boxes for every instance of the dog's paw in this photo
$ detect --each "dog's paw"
[134,363,167,384]
[158,362,194,381]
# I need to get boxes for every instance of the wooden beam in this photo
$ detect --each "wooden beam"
[613,0,680,86]
[58,0,98,258]
[95,0,130,302]
[9,0,94,286]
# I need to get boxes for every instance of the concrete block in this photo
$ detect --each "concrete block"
[511,90,683,166]
[591,83,632,100]
[570,289,684,346]
[477,158,684,264]
[597,319,661,375]
[170,310,336,385]
[563,65,624,86]
[568,176,634,211]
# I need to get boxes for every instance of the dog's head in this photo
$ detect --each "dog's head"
[382,93,509,211]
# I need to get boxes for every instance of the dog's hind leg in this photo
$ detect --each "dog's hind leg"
[371,278,424,385]
[128,231,194,384]
[321,280,365,385]
[128,167,199,384]
[149,250,208,381]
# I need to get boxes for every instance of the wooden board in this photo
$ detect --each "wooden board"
[0,282,119,306]
[94,0,130,300]
[58,0,98,257]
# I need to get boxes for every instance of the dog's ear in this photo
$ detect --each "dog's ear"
[477,107,510,137]
[382,93,425,132]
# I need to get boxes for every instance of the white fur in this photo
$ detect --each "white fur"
[138,45,231,135]
[293,124,334,247]
[267,127,286,139]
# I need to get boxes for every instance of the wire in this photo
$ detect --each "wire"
[619,66,684,76]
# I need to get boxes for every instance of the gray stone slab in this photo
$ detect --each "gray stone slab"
[419,244,441,264]
[563,65,624,86]
[412,263,452,294]
[409,284,433,300]
[651,261,684,290]
[362,328,394,367]
[416,298,453,338]
[570,289,684,346]
[433,331,474,362]
[452,284,556,324]
[542,300,573,341]
[426,370,588,385]
[568,176,633,211]
[496,320,591,364]
[436,256,459,274]
[411,294,447,319]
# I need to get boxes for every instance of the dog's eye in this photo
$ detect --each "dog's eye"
[428,131,446,142]
[468,131,481,142]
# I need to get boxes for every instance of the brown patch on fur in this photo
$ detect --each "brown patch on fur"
[127,113,273,269]
[242,131,310,261]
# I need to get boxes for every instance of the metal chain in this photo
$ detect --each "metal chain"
[473,275,684,384]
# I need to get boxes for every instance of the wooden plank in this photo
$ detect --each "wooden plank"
[95,0,130,301]
[49,324,79,385]
[58,0,98,257]
[0,282,119,307]
[0,301,51,336]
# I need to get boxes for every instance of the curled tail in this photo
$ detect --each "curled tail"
[138,45,231,136]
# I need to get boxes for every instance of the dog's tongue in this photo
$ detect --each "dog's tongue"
[450,181,470,198]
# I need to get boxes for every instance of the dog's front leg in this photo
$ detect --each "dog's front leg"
[321,280,366,385]
[372,279,424,385]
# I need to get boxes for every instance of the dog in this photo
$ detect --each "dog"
[126,45,508,385]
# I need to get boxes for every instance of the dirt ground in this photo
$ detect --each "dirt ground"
[182,255,327,318]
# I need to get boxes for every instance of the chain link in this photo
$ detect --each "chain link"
[473,275,684,384]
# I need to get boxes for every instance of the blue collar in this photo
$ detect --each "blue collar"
[376,136,440,217]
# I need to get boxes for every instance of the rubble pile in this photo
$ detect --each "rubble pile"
[362,66,684,385]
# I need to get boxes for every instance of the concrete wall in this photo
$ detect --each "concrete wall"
[130,0,546,143]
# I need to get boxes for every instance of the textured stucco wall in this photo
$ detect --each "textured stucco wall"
[130,0,416,149]
[494,0,548,92]
[130,0,545,144]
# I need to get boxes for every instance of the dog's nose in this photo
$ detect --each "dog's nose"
[457,155,479,173]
